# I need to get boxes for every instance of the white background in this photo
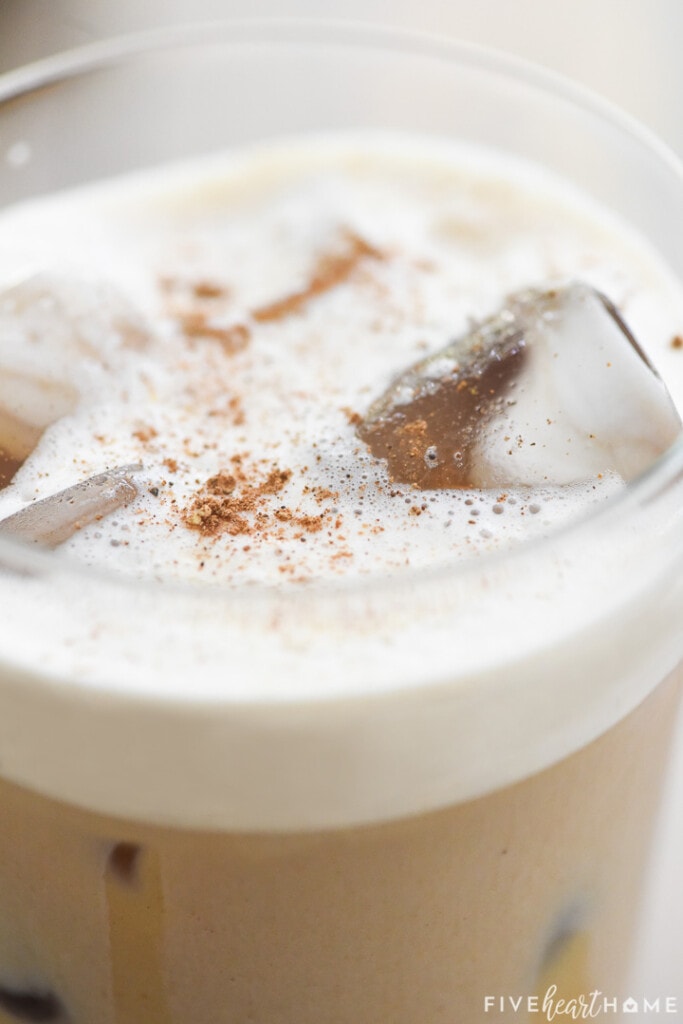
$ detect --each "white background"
[1,1,682,1013]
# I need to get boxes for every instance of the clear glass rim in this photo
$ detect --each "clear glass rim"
[1,17,683,602]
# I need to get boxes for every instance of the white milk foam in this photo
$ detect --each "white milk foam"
[0,134,683,828]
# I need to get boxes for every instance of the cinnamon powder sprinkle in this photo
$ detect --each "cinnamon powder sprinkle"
[192,280,229,299]
[228,396,246,426]
[671,335,683,350]
[252,230,384,323]
[161,229,383,355]
[177,312,251,353]
[342,407,363,426]
[160,274,250,353]
[182,461,334,541]
[160,276,230,301]
[398,419,428,461]
[132,424,158,444]
[294,514,325,533]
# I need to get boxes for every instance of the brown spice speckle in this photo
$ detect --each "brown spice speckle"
[178,313,251,353]
[342,407,363,426]
[252,230,384,323]
[132,425,158,444]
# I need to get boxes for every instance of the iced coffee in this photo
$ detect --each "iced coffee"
[1,57,683,1024]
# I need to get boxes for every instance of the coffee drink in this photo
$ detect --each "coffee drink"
[0,49,682,1024]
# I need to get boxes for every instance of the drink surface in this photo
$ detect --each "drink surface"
[0,134,682,582]
[0,133,682,828]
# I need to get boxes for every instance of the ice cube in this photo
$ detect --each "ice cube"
[358,282,681,488]
[0,370,78,437]
[0,271,149,359]
[0,273,150,483]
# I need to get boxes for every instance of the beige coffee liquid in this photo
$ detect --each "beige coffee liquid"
[0,669,678,1023]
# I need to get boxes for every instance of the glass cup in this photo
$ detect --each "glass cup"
[0,21,682,1024]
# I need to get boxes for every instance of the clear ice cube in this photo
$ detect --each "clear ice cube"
[358,282,681,489]
[0,272,149,478]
